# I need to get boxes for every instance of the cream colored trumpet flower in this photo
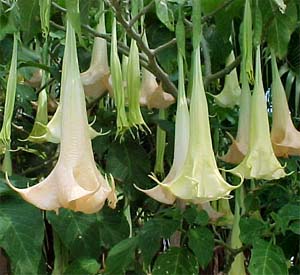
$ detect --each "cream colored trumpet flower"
[139,34,175,109]
[270,51,300,157]
[81,1,112,101]
[135,51,189,204]
[7,19,116,214]
[141,46,240,204]
[0,34,18,155]
[221,70,251,164]
[229,47,286,180]
[214,50,241,108]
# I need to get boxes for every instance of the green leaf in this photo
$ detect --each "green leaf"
[262,0,297,58]
[105,237,138,275]
[248,239,288,275]
[187,227,214,268]
[271,203,300,234]
[17,0,40,42]
[96,207,130,248]
[289,220,300,235]
[0,196,44,275]
[63,258,100,275]
[152,247,198,275]
[106,140,150,182]
[239,217,267,245]
[138,208,181,266]
[253,3,262,47]
[183,206,209,226]
[155,0,174,31]
[47,209,101,259]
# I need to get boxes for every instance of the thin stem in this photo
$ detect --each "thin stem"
[128,0,155,28]
[153,38,177,55]
[204,55,242,86]
[201,35,211,77]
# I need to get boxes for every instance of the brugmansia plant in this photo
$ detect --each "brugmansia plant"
[156,45,240,203]
[0,0,298,274]
[270,51,300,157]
[81,1,112,101]
[110,16,129,137]
[221,70,251,164]
[0,34,18,156]
[214,49,241,108]
[7,19,116,214]
[135,49,189,204]
[229,47,287,180]
[139,35,175,109]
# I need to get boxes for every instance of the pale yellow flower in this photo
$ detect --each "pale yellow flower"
[229,47,286,180]
[214,50,241,108]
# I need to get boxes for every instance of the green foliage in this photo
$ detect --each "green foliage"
[0,0,299,274]
[0,193,44,274]
[187,227,214,268]
[152,248,198,275]
[248,239,288,275]
[63,258,100,275]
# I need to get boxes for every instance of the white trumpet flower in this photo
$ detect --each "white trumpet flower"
[7,19,116,214]
[135,51,189,204]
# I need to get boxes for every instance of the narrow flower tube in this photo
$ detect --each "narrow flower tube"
[157,46,240,203]
[135,51,189,204]
[0,34,18,155]
[242,0,254,83]
[270,51,300,157]
[154,109,167,177]
[81,1,112,101]
[7,19,116,214]
[229,47,286,180]
[214,50,241,108]
[110,17,129,137]
[127,38,149,131]
[221,70,251,164]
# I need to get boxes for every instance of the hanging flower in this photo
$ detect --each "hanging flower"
[139,46,240,204]
[135,51,189,204]
[270,51,300,157]
[139,34,175,109]
[221,70,251,164]
[81,1,112,101]
[127,38,149,131]
[110,17,129,137]
[214,50,241,108]
[0,34,18,155]
[229,47,286,180]
[7,19,116,214]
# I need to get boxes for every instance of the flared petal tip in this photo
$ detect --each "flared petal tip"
[134,181,176,205]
